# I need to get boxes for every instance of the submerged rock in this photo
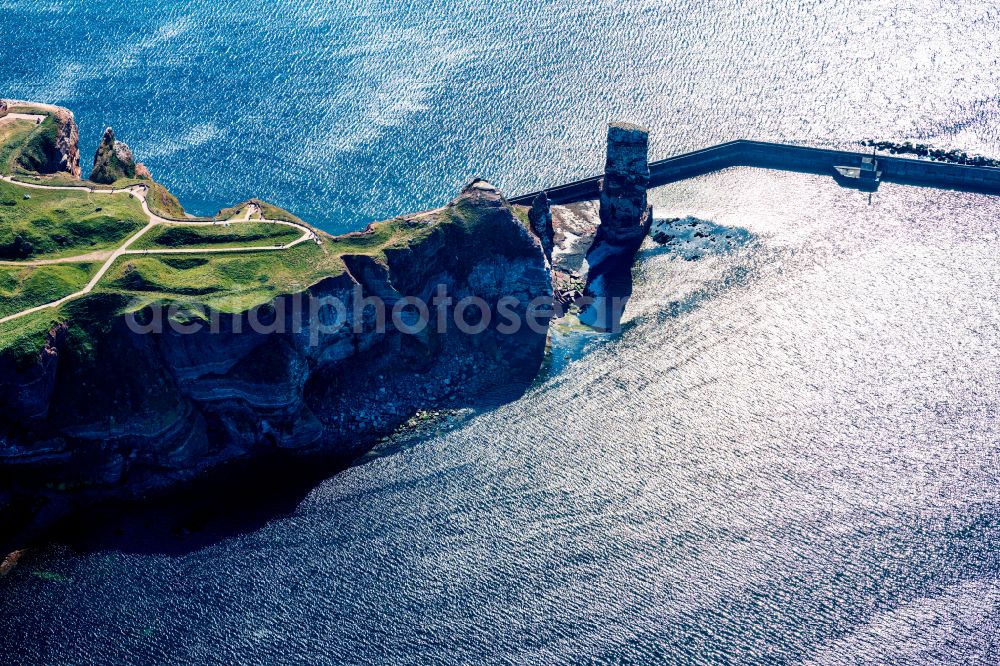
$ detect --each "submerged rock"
[89,127,137,184]
[649,215,753,260]
[579,122,653,331]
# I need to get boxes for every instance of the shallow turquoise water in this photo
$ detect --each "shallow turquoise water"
[3,1,1000,664]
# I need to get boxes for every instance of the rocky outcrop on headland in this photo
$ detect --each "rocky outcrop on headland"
[0,100,8,119]
[5,101,81,177]
[89,127,137,183]
[579,122,653,331]
[50,107,81,178]
[0,179,552,552]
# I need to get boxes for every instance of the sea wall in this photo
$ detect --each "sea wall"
[509,140,1000,205]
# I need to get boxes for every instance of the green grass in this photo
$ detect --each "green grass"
[0,179,147,260]
[6,104,54,116]
[13,115,59,174]
[0,118,39,175]
[0,262,97,318]
[132,222,301,250]
[8,172,188,219]
[216,199,306,225]
[216,201,252,221]
[257,201,306,225]
[0,303,63,359]
[143,181,188,219]
[98,241,345,313]
[325,217,433,260]
[95,216,436,312]
[9,174,135,189]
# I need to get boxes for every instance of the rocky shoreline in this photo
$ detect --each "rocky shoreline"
[0,103,655,555]
[860,139,1000,168]
[0,179,553,555]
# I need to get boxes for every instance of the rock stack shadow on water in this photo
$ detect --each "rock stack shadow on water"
[578,122,653,332]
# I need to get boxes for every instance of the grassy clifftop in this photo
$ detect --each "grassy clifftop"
[0,262,98,318]
[0,118,38,175]
[0,104,540,373]
[0,180,146,260]
[132,222,301,250]
[12,115,60,174]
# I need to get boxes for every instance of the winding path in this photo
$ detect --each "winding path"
[4,113,47,124]
[0,176,319,324]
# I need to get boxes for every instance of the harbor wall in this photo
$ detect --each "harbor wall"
[509,140,1000,205]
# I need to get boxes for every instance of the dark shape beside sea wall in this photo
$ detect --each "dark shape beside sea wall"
[90,127,137,184]
[528,191,555,264]
[579,122,653,331]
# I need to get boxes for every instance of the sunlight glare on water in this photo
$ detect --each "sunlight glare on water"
[2,0,1000,663]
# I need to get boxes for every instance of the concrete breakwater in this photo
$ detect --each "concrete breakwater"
[509,139,1000,205]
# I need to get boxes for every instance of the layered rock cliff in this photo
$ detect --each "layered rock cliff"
[579,122,652,331]
[89,127,137,183]
[0,179,552,550]
[52,108,81,178]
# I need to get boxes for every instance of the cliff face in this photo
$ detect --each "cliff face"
[52,108,81,178]
[0,100,7,119]
[8,103,81,178]
[579,123,652,331]
[89,127,137,184]
[0,180,552,549]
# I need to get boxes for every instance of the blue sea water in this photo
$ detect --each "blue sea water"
[4,0,1000,663]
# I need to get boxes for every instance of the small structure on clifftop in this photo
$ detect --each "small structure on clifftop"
[579,122,653,331]
[89,127,137,184]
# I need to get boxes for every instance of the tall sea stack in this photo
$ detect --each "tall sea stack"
[579,122,653,331]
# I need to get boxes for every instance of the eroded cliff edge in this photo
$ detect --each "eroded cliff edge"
[0,175,552,550]
[0,100,656,554]
[1,99,81,178]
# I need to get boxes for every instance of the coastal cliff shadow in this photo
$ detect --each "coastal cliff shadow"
[51,453,357,556]
[50,388,531,557]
